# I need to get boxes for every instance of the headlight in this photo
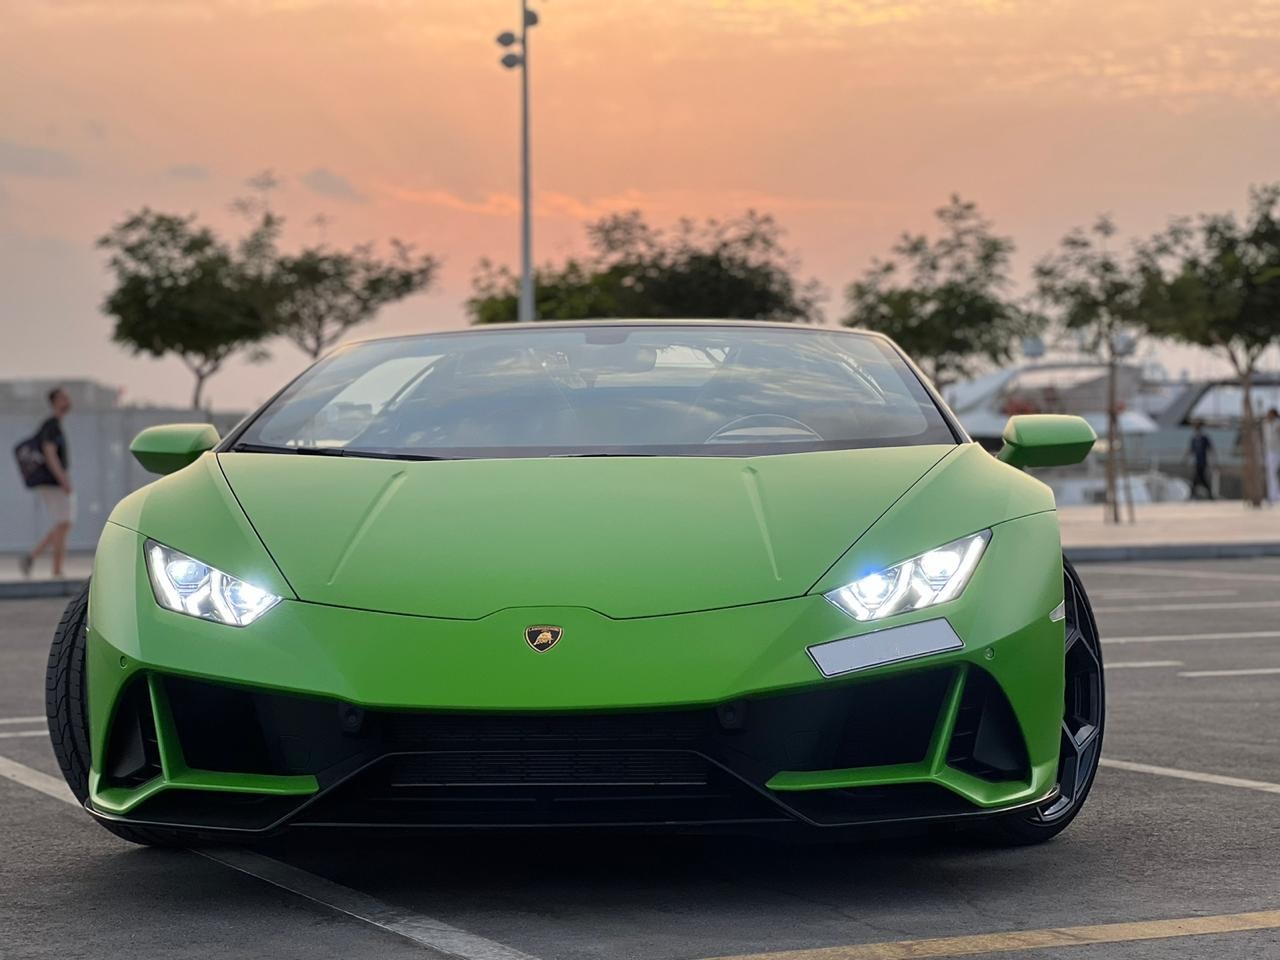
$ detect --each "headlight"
[824,531,991,622]
[144,540,281,626]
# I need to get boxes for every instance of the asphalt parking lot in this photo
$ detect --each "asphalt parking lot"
[2,559,1279,960]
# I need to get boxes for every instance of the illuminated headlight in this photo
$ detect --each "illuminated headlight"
[824,531,991,622]
[144,540,281,627]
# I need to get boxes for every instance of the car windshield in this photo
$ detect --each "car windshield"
[232,325,955,459]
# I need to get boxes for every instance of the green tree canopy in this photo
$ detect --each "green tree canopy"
[98,209,281,409]
[1136,184,1280,505]
[1034,215,1147,522]
[842,196,1035,384]
[101,201,440,405]
[274,240,439,358]
[468,210,820,324]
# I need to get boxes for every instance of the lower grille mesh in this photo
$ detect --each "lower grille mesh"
[387,750,710,787]
[385,711,709,747]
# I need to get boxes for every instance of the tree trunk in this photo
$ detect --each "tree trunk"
[192,372,207,413]
[1105,349,1120,524]
[1240,369,1262,507]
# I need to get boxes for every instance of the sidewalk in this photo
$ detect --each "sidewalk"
[1058,500,1280,561]
[3,502,1280,598]
[0,552,93,598]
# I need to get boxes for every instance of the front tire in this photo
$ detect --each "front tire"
[986,557,1105,845]
[46,581,187,848]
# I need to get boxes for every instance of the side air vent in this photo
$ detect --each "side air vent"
[103,678,162,788]
[946,668,1030,782]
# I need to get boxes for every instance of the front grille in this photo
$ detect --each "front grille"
[387,750,710,787]
[385,711,710,748]
[136,667,1030,831]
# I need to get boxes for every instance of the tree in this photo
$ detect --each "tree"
[99,210,281,410]
[1034,216,1145,524]
[1136,185,1280,507]
[467,210,820,324]
[842,196,1035,384]
[274,241,438,359]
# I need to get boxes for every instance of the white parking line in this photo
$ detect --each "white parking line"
[1104,630,1280,645]
[0,753,73,803]
[1081,565,1280,583]
[1091,589,1237,601]
[0,730,47,739]
[204,850,540,960]
[1179,667,1280,679]
[1095,600,1280,614]
[0,753,539,959]
[0,716,45,725]
[1100,758,1280,796]
[1104,661,1183,670]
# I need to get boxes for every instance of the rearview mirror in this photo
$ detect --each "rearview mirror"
[996,415,1096,470]
[130,423,221,475]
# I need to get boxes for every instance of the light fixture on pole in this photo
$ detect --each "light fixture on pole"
[497,2,540,323]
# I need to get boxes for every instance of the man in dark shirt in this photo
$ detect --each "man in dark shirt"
[1186,420,1214,500]
[19,387,75,577]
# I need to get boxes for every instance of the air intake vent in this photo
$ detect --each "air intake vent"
[947,668,1030,782]
[103,678,161,788]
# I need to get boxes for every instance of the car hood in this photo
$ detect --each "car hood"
[217,446,952,619]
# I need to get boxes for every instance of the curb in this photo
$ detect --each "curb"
[1065,542,1280,563]
[0,579,87,600]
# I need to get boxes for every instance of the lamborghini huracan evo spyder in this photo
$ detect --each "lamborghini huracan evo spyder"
[46,321,1105,846]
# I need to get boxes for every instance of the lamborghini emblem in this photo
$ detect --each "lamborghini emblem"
[525,625,563,652]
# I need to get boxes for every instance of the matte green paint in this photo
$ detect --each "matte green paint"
[109,454,295,600]
[997,414,1097,470]
[813,443,1056,594]
[216,446,953,620]
[130,423,221,475]
[87,494,1065,818]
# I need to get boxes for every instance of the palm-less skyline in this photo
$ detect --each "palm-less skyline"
[2,0,1278,408]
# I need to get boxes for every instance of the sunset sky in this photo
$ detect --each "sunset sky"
[2,0,1279,409]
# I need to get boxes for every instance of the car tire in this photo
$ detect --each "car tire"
[982,556,1105,845]
[46,581,187,848]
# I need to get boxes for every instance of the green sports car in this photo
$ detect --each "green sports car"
[46,321,1104,846]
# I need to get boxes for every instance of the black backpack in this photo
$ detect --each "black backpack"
[13,433,53,488]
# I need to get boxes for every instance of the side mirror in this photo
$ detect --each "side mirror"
[130,424,221,475]
[997,415,1096,470]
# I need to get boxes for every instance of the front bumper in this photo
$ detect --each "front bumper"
[86,513,1065,835]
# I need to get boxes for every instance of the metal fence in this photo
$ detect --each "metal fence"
[1,409,243,553]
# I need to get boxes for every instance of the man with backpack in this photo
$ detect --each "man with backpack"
[15,387,74,578]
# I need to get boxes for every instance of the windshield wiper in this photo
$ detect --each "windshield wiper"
[229,442,454,461]
[229,442,313,455]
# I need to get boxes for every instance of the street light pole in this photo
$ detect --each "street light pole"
[498,2,540,323]
[518,0,534,323]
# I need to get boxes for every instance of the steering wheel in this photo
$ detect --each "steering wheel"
[705,414,824,444]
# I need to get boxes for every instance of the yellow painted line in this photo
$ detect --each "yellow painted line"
[702,910,1280,960]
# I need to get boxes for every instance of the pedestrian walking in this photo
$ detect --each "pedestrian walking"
[1185,420,1215,500]
[1265,408,1280,505]
[16,387,75,578]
